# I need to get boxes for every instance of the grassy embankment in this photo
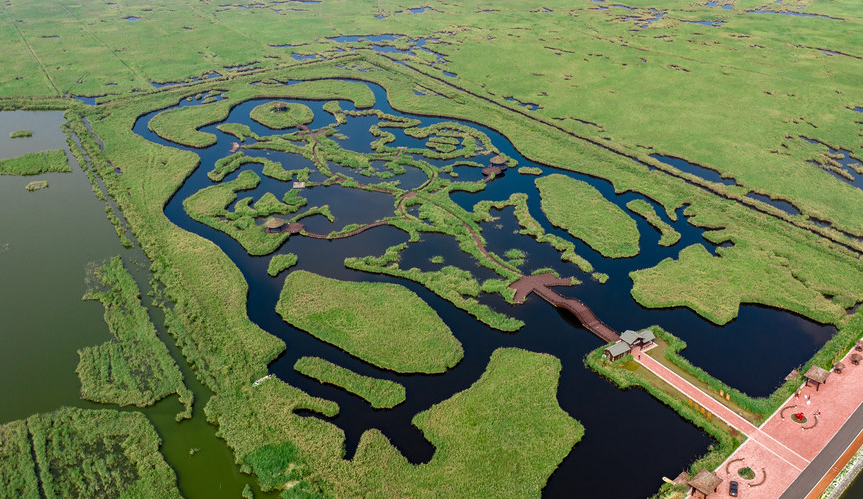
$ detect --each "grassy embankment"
[216,123,260,142]
[294,356,406,409]
[78,257,192,418]
[9,129,31,138]
[0,149,70,175]
[0,407,182,499]
[276,270,463,373]
[249,102,314,130]
[627,199,681,247]
[518,166,542,176]
[536,174,640,258]
[267,253,298,277]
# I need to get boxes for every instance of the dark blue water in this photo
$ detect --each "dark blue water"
[651,153,737,185]
[745,7,840,19]
[745,193,800,215]
[132,79,836,498]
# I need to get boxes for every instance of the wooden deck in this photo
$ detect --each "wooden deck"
[509,274,619,343]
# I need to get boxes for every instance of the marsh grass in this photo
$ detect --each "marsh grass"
[267,253,298,277]
[77,257,191,415]
[276,270,463,373]
[9,129,32,139]
[0,149,70,175]
[537,174,639,258]
[294,356,406,409]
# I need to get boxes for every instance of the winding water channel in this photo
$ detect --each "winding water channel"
[124,79,841,497]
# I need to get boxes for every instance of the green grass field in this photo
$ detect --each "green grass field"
[276,270,463,373]
[249,101,314,129]
[294,356,406,409]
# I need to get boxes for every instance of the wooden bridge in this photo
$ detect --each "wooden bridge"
[509,273,619,343]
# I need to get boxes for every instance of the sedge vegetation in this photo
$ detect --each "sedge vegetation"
[249,101,314,130]
[627,199,681,247]
[0,407,182,499]
[9,129,32,138]
[78,257,191,415]
[25,180,48,191]
[276,270,463,373]
[536,174,640,258]
[294,356,406,409]
[267,253,298,277]
[0,149,70,175]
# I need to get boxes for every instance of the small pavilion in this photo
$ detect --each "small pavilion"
[273,101,287,113]
[603,342,630,362]
[489,155,508,170]
[804,365,831,391]
[264,217,286,233]
[687,469,722,499]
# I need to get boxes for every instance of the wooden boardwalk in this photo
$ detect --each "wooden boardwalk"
[509,274,619,343]
[302,221,388,240]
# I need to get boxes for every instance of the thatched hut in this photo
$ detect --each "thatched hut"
[264,217,286,233]
[687,469,722,499]
[490,155,508,171]
[273,101,287,113]
[804,365,831,391]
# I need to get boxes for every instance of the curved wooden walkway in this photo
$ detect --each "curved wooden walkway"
[509,274,619,343]
[302,220,389,240]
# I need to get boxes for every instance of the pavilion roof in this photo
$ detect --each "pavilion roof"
[688,469,722,495]
[805,365,831,384]
[264,217,286,228]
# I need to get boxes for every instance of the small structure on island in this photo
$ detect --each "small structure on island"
[621,329,656,350]
[285,222,305,234]
[687,469,722,499]
[603,342,630,362]
[804,365,831,391]
[293,181,306,189]
[482,165,504,178]
[273,101,287,113]
[264,217,286,233]
[490,155,508,170]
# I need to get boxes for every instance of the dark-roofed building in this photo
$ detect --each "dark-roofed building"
[604,342,630,362]
[621,329,656,349]
[688,469,722,499]
[804,365,831,391]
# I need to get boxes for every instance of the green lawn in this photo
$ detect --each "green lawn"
[276,270,463,373]
[249,101,314,129]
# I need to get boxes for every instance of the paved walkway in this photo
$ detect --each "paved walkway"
[636,350,810,471]
[636,345,863,498]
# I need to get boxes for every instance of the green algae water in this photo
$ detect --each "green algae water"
[0,111,270,499]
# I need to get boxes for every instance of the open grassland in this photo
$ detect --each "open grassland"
[627,199,681,247]
[294,356,406,409]
[78,257,191,415]
[537,174,640,258]
[26,407,183,499]
[276,270,463,373]
[53,54,863,497]
[249,101,314,129]
[0,149,69,175]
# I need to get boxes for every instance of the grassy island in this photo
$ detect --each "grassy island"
[25,180,48,191]
[294,356,406,409]
[626,199,681,247]
[276,270,463,373]
[0,149,70,175]
[78,257,191,414]
[9,129,31,138]
[267,253,298,277]
[536,174,639,258]
[249,101,314,130]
